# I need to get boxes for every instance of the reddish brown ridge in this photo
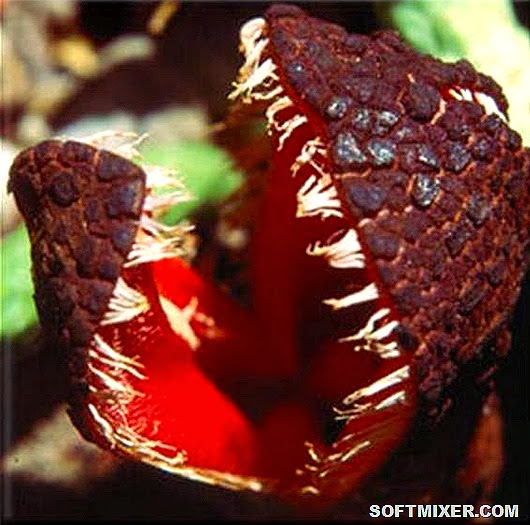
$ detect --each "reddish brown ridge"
[8,5,530,512]
[8,139,146,392]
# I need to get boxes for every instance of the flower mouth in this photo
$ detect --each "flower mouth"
[8,4,530,510]
[8,125,416,505]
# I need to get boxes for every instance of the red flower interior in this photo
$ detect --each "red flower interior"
[82,250,416,505]
[79,86,418,504]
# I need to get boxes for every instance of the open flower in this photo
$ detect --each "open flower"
[8,5,530,510]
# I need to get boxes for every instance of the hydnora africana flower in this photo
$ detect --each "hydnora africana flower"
[8,5,530,510]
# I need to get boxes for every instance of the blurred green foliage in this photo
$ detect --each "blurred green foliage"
[389,0,467,61]
[1,226,37,337]
[390,0,526,60]
[140,140,243,224]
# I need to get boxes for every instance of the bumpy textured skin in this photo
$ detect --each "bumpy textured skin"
[8,140,146,389]
[265,5,530,418]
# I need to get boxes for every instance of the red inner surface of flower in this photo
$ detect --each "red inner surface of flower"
[81,25,418,506]
[82,91,417,506]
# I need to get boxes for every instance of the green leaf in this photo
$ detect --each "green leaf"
[1,226,37,337]
[140,140,244,224]
[390,0,465,60]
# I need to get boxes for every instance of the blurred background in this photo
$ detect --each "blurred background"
[1,0,529,520]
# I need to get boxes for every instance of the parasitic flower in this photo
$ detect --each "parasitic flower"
[8,5,530,511]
